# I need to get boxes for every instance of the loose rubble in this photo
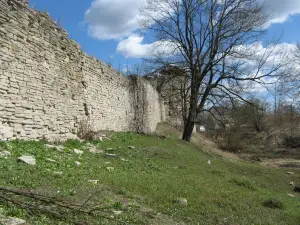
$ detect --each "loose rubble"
[17,155,36,165]
[0,216,27,225]
[0,151,11,158]
[174,198,188,206]
[73,149,83,155]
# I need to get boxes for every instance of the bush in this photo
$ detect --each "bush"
[218,131,245,152]
[77,120,98,141]
[282,135,300,148]
[263,199,284,209]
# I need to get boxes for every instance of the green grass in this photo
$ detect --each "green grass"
[0,127,300,224]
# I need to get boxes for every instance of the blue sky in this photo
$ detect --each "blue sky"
[28,0,300,73]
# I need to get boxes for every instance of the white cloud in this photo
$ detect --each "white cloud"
[227,42,298,94]
[85,0,147,40]
[229,42,296,73]
[116,35,178,58]
[263,0,300,27]
[85,0,300,58]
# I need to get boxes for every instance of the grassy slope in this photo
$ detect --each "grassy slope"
[0,124,299,225]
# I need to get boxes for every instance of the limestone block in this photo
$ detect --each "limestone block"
[0,123,13,140]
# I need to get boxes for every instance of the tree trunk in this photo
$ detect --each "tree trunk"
[182,96,197,141]
[182,117,195,141]
[182,77,198,142]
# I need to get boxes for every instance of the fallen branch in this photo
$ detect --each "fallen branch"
[0,187,108,222]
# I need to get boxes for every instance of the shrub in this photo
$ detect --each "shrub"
[263,199,284,209]
[282,135,300,148]
[77,120,98,141]
[218,131,245,152]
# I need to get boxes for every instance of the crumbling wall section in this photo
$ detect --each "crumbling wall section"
[0,0,165,141]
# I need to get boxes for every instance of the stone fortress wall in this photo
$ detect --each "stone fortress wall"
[0,0,166,141]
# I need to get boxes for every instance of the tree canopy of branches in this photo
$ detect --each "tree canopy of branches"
[141,0,284,141]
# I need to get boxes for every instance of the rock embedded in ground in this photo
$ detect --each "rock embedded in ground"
[56,146,65,152]
[0,151,11,158]
[73,149,83,155]
[75,161,81,167]
[289,181,294,186]
[45,144,55,149]
[0,216,27,225]
[174,198,188,206]
[106,167,114,171]
[287,172,295,175]
[53,171,63,176]
[128,146,135,149]
[287,193,295,197]
[17,155,36,165]
[104,153,117,158]
[106,148,114,151]
[45,144,64,152]
[88,147,104,154]
[45,158,58,163]
[88,180,99,185]
[112,210,122,215]
[139,207,155,215]
[294,186,300,192]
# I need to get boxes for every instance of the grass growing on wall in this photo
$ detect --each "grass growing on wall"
[0,128,299,224]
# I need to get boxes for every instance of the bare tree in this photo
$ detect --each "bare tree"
[141,0,284,141]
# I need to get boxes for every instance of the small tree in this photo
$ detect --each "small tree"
[141,0,284,141]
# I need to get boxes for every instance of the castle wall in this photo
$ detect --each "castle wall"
[0,0,165,141]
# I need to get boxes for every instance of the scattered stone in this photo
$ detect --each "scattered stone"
[289,181,294,186]
[106,167,114,171]
[139,207,155,215]
[75,161,81,167]
[0,151,11,158]
[120,158,128,162]
[0,216,27,225]
[73,149,83,155]
[208,160,211,165]
[88,180,99,185]
[45,158,58,163]
[287,172,295,175]
[45,144,55,148]
[294,186,300,192]
[53,172,63,176]
[88,147,104,154]
[56,146,65,152]
[75,221,89,225]
[45,144,64,152]
[17,155,36,165]
[128,146,135,149]
[104,153,117,158]
[174,198,188,206]
[287,193,295,197]
[106,148,114,151]
[104,162,111,164]
[112,210,122,215]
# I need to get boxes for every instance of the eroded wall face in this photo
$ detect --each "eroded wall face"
[0,0,165,141]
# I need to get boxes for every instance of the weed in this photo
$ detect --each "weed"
[230,177,257,190]
[0,130,299,224]
[263,199,284,209]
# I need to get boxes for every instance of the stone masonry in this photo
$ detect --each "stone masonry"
[0,0,166,141]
